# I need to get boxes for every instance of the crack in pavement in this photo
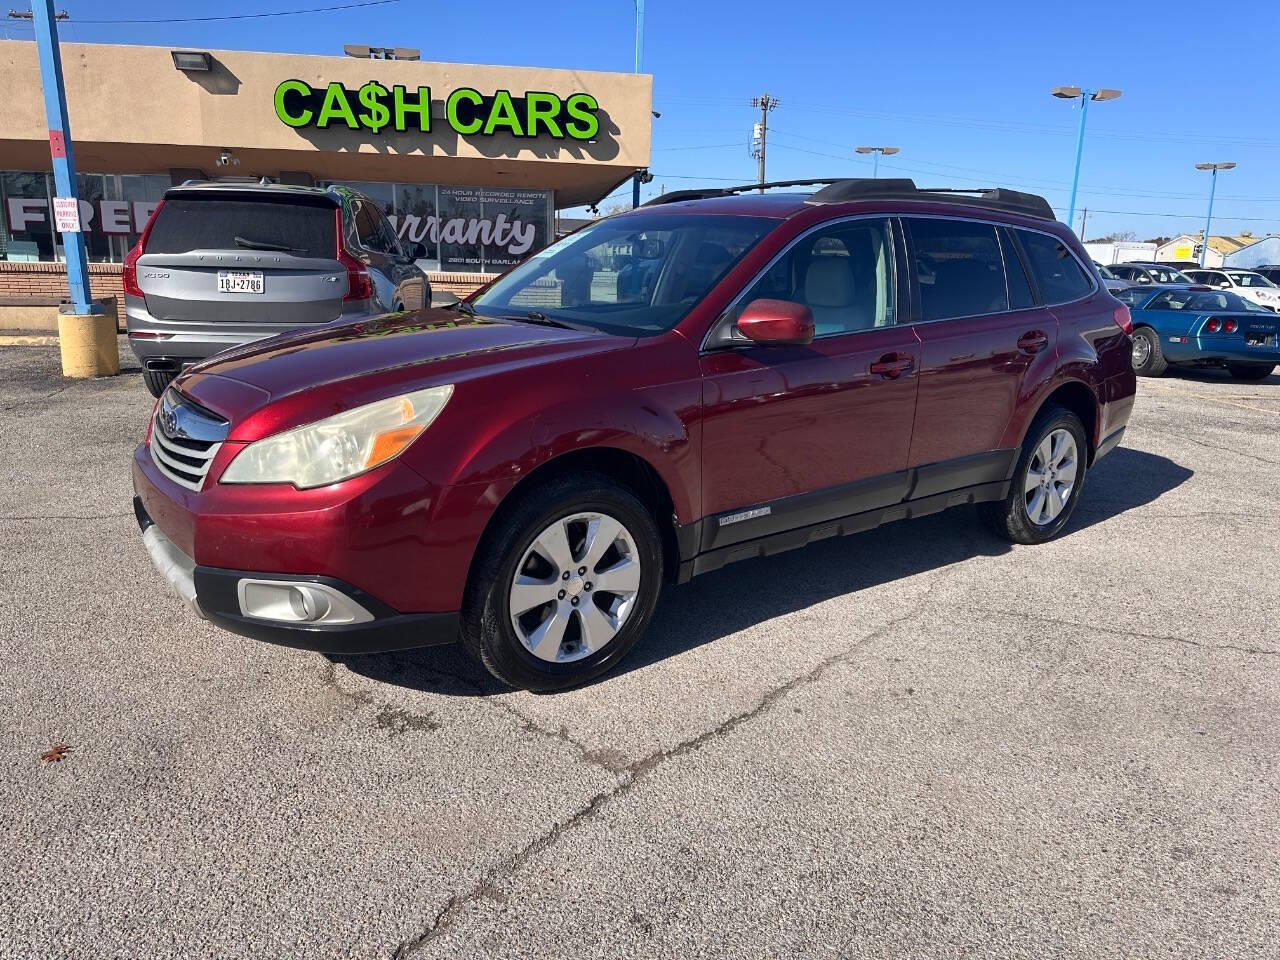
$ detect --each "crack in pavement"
[1145,424,1280,468]
[968,606,1279,658]
[0,384,74,413]
[390,604,930,958]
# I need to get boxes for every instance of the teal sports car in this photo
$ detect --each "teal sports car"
[1118,286,1279,381]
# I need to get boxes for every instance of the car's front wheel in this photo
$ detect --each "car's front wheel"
[461,472,664,691]
[980,405,1088,545]
[1226,363,1275,382]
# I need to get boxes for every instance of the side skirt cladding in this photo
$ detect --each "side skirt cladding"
[674,449,1015,583]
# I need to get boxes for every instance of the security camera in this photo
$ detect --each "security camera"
[216,150,239,167]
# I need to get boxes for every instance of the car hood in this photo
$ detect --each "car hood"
[174,308,635,437]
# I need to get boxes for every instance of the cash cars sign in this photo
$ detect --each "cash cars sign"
[273,80,601,141]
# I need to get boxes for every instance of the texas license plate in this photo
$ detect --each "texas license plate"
[217,271,264,294]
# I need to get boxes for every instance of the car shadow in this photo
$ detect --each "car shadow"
[329,446,1193,697]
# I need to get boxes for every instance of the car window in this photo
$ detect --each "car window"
[144,194,338,259]
[1114,287,1150,307]
[373,206,402,257]
[728,218,897,338]
[353,200,391,254]
[1149,266,1190,284]
[1227,272,1276,288]
[908,218,1009,321]
[472,213,775,337]
[1001,230,1036,309]
[1017,230,1093,304]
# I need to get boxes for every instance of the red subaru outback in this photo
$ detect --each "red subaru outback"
[133,179,1136,691]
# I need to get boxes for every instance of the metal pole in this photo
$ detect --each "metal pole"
[1201,167,1217,268]
[872,151,880,179]
[757,96,768,191]
[631,0,644,209]
[31,0,93,311]
[1065,90,1090,231]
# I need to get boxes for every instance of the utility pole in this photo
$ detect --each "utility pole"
[750,93,779,193]
[1079,208,1088,240]
[631,0,645,209]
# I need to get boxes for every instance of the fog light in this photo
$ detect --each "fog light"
[237,579,374,625]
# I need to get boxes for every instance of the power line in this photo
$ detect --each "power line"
[67,0,401,24]
[652,142,741,152]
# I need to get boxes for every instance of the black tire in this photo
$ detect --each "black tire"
[1130,326,1168,377]
[460,472,664,692]
[979,405,1088,545]
[142,368,175,398]
[1226,363,1275,382]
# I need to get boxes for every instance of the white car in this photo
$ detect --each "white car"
[1184,268,1280,312]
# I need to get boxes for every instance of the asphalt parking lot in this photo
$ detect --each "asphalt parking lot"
[1,339,1277,959]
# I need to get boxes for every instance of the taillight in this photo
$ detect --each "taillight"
[1113,304,1133,336]
[121,198,164,299]
[1223,318,1238,333]
[1205,317,1221,333]
[335,207,373,302]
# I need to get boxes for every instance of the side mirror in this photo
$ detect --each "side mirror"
[1219,282,1231,290]
[737,299,814,346]
[1137,276,1151,283]
[405,241,428,261]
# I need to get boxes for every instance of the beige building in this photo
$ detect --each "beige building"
[0,40,652,303]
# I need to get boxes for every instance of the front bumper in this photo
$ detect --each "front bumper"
[135,495,458,654]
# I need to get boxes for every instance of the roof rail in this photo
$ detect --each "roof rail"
[640,178,845,207]
[808,179,1055,220]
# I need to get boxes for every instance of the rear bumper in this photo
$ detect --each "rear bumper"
[135,495,458,653]
[1164,335,1280,366]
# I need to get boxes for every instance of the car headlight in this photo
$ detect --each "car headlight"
[221,385,453,488]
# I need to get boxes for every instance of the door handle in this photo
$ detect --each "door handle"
[1017,331,1049,354]
[870,354,915,379]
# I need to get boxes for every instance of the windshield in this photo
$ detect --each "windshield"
[471,213,776,336]
[1096,264,1117,279]
[1226,271,1277,288]
[1145,265,1190,284]
[1149,290,1254,312]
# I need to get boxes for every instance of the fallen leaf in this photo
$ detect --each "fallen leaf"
[41,743,70,764]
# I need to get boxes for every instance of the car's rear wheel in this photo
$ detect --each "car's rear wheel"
[143,369,175,398]
[980,405,1087,545]
[1130,326,1168,377]
[1226,363,1275,382]
[461,472,663,691]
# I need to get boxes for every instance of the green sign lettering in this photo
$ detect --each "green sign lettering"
[565,93,600,141]
[274,81,602,142]
[393,85,431,132]
[317,82,359,129]
[446,87,484,135]
[274,79,313,127]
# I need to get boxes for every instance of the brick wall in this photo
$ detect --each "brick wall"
[0,261,126,306]
[0,262,489,320]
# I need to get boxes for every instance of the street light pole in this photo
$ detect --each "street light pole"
[1195,162,1236,267]
[1051,86,1121,233]
[855,146,899,179]
[30,0,93,312]
[631,0,645,209]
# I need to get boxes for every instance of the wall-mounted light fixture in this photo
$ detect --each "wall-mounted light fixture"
[171,50,212,72]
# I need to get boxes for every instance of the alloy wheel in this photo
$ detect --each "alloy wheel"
[508,512,642,663]
[1131,333,1151,368]
[1023,428,1079,526]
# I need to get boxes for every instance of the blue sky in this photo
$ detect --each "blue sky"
[11,0,1279,241]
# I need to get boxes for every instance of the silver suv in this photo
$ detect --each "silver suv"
[124,180,431,396]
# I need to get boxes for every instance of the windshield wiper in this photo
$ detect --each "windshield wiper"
[234,235,307,254]
[442,299,476,316]
[517,311,578,330]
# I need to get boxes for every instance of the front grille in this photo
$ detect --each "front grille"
[150,389,228,492]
